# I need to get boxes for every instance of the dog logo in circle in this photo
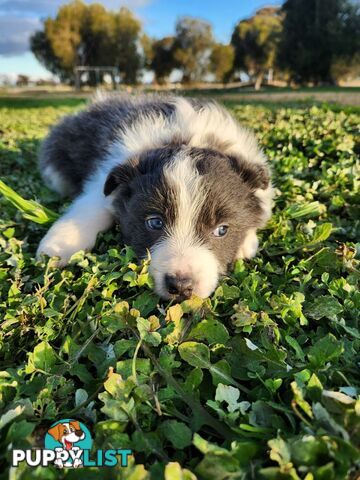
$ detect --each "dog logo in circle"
[44,418,92,468]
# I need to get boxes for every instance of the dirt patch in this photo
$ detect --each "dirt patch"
[218,91,360,106]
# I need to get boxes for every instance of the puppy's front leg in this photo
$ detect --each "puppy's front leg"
[37,189,114,266]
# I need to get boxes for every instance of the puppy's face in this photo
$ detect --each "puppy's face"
[48,421,85,448]
[105,145,269,300]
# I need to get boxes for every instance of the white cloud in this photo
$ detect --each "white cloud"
[0,0,152,15]
[0,15,41,55]
[0,0,152,56]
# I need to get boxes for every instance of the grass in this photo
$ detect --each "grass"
[0,97,359,480]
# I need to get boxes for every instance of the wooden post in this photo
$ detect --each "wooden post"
[74,68,80,91]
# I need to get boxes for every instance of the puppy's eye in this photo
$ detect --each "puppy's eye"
[213,225,229,237]
[145,215,164,231]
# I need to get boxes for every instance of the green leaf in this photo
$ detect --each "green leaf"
[136,317,162,346]
[75,388,88,407]
[308,222,333,245]
[306,295,343,320]
[291,381,313,418]
[178,342,210,369]
[6,420,35,443]
[183,368,203,392]
[25,341,58,374]
[268,437,291,466]
[189,318,229,345]
[285,201,325,219]
[132,291,159,317]
[285,335,305,361]
[164,462,197,480]
[209,359,233,386]
[0,405,27,430]
[313,402,349,439]
[0,179,59,224]
[307,334,344,368]
[215,383,242,413]
[160,420,192,449]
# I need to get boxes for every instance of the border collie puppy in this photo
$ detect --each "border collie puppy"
[37,94,273,300]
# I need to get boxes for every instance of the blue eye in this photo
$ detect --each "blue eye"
[145,216,164,231]
[213,225,229,237]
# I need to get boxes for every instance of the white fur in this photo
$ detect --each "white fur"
[163,150,204,243]
[108,96,268,168]
[37,172,114,264]
[254,186,274,223]
[237,229,259,260]
[175,98,268,164]
[42,164,73,197]
[150,240,219,299]
[149,150,219,299]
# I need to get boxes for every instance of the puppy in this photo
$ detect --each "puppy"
[37,94,273,300]
[47,420,85,468]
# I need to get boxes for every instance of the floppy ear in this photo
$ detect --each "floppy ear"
[104,163,138,197]
[70,420,81,430]
[48,423,63,442]
[227,155,270,191]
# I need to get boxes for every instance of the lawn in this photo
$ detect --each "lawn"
[0,97,359,480]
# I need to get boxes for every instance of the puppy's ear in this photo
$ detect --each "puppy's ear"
[70,420,81,431]
[104,163,138,197]
[48,423,63,442]
[227,155,270,191]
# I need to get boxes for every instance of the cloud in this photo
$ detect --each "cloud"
[0,15,41,55]
[0,0,153,55]
[0,0,152,16]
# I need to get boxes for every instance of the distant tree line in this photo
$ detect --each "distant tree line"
[30,0,360,88]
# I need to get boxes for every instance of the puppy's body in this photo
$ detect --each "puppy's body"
[38,94,273,299]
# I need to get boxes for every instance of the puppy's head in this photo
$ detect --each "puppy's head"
[48,421,85,445]
[105,145,271,300]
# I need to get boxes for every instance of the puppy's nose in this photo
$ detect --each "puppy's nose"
[165,274,193,299]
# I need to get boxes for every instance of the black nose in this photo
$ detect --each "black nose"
[165,274,193,299]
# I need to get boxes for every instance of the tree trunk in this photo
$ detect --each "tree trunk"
[254,72,263,90]
[268,67,273,83]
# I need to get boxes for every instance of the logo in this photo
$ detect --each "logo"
[12,418,132,469]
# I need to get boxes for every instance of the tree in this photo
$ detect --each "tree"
[210,43,235,84]
[140,33,154,70]
[278,0,360,84]
[30,1,145,84]
[31,31,65,81]
[106,7,143,84]
[151,37,177,84]
[16,75,30,87]
[231,7,283,90]
[173,17,214,83]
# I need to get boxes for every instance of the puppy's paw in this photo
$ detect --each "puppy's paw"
[37,238,74,266]
[73,458,82,468]
[237,229,259,259]
[36,222,94,266]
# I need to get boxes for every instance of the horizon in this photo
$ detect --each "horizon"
[0,0,282,80]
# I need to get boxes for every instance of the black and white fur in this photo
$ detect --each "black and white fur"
[37,93,273,300]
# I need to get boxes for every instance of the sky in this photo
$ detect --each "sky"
[0,0,282,79]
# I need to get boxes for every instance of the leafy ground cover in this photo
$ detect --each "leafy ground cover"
[0,97,359,480]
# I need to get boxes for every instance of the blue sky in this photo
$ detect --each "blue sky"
[0,0,282,79]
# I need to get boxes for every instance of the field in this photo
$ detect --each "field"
[0,96,359,479]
